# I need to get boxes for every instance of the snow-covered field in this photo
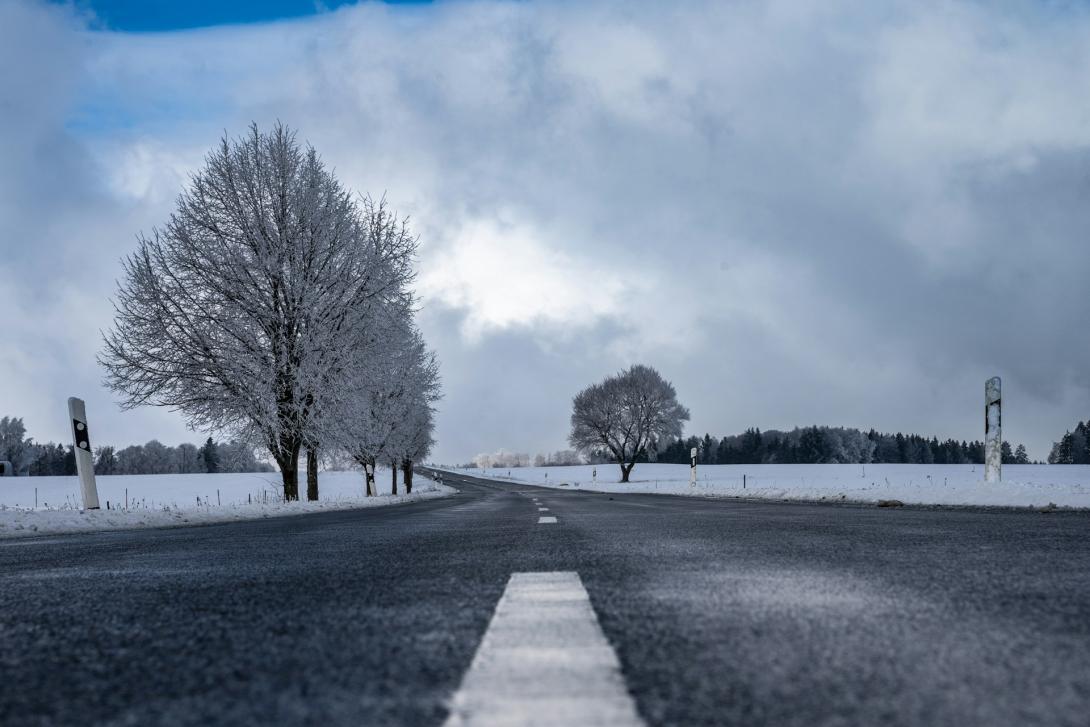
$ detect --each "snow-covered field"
[471,463,1090,509]
[0,469,452,538]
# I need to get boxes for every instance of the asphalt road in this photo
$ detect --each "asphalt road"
[2,469,1089,726]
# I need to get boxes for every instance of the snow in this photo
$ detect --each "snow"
[0,469,453,539]
[470,463,1090,509]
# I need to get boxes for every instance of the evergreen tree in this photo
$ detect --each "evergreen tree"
[701,433,717,464]
[716,436,736,465]
[798,427,826,463]
[200,437,220,474]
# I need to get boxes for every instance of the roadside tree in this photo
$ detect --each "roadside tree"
[569,364,689,482]
[101,124,415,500]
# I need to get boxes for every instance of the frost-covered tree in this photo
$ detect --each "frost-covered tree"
[399,404,435,493]
[218,440,267,474]
[141,440,173,474]
[116,445,146,475]
[94,445,118,475]
[0,416,33,475]
[101,123,415,500]
[299,197,420,500]
[173,442,203,473]
[569,364,689,482]
[327,316,439,496]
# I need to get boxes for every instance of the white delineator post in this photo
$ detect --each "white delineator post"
[363,462,377,497]
[690,447,697,486]
[67,397,101,510]
[985,377,1002,483]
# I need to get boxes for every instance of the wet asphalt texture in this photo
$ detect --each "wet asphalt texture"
[1,468,1088,726]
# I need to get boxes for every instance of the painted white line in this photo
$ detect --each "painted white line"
[538,507,549,512]
[444,572,644,727]
[538,516,558,524]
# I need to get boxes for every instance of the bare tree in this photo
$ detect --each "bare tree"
[399,404,435,494]
[327,315,439,496]
[300,196,420,501]
[569,364,689,482]
[0,416,33,475]
[101,123,415,500]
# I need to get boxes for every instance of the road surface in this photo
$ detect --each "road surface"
[1,469,1088,726]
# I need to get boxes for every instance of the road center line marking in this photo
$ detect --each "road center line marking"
[443,572,644,727]
[538,516,558,524]
[538,507,549,511]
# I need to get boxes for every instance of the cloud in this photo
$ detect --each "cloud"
[2,0,1090,461]
[419,214,640,341]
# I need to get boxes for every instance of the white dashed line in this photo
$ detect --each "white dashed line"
[443,572,644,727]
[538,516,558,524]
[538,507,549,512]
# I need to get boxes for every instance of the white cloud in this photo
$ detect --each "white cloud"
[419,214,638,341]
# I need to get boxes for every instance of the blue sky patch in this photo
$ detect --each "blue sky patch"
[67,0,431,32]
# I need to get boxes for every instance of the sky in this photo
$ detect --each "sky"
[2,0,1090,464]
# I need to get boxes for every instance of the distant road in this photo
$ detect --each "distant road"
[2,469,1088,726]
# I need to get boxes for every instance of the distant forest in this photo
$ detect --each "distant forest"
[0,416,272,476]
[1048,419,1090,464]
[655,426,1034,466]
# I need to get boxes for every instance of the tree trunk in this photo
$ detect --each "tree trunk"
[391,463,398,495]
[306,446,319,501]
[620,462,634,483]
[402,460,413,494]
[280,461,300,501]
[274,436,301,501]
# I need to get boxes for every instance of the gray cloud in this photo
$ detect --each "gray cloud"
[2,0,1089,461]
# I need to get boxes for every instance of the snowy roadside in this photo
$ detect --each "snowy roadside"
[0,470,456,539]
[463,463,1090,510]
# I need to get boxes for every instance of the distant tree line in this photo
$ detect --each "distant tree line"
[0,417,271,476]
[1048,419,1090,463]
[91,437,272,476]
[469,449,584,469]
[656,427,1032,465]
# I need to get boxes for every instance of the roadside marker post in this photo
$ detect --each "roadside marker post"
[690,447,697,486]
[985,377,1002,483]
[67,397,100,510]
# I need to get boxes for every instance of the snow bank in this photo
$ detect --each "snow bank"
[470,463,1090,509]
[0,469,453,539]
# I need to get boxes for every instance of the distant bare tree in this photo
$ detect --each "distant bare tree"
[569,364,689,482]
